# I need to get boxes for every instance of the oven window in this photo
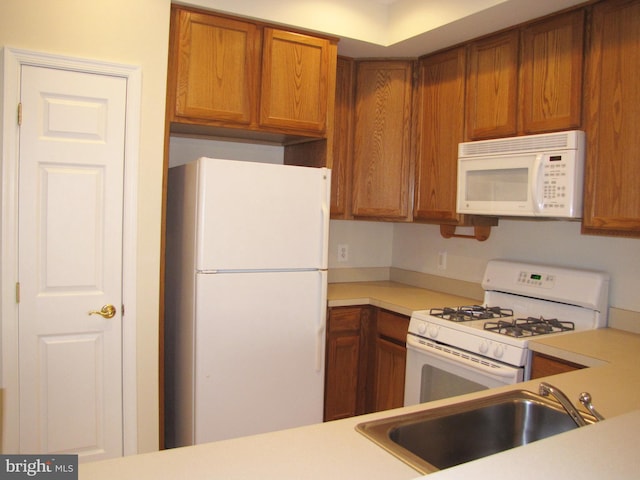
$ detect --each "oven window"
[419,364,488,403]
[466,168,528,202]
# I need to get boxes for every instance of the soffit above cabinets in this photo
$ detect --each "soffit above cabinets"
[177,0,587,57]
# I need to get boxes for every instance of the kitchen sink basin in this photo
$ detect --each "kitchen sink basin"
[356,390,595,474]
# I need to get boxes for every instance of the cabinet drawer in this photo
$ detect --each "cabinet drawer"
[376,310,409,343]
[328,306,363,333]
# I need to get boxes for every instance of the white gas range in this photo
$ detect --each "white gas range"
[404,260,610,406]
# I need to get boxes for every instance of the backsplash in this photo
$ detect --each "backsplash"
[329,219,640,319]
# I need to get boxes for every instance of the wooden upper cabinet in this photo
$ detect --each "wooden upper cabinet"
[170,9,260,126]
[167,7,336,141]
[351,61,414,220]
[330,57,355,218]
[466,30,520,140]
[583,0,640,236]
[414,47,466,222]
[521,10,585,134]
[260,28,331,135]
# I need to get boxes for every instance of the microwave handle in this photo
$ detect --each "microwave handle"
[531,154,545,213]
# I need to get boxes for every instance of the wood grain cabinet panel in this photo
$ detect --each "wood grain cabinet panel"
[521,10,585,134]
[371,338,406,412]
[351,61,414,220]
[583,0,640,236]
[466,30,520,140]
[170,9,260,125]
[414,47,466,222]
[369,309,408,412]
[324,307,370,421]
[530,352,585,379]
[167,7,336,141]
[260,28,331,135]
[330,57,355,218]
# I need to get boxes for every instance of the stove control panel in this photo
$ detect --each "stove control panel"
[517,270,555,288]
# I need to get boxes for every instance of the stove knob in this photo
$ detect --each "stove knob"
[427,324,439,338]
[417,322,427,335]
[493,344,505,358]
[479,340,490,354]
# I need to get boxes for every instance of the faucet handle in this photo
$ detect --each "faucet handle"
[579,392,605,421]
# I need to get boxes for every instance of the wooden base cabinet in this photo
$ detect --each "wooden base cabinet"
[371,339,406,411]
[324,306,371,421]
[530,352,585,379]
[324,306,409,421]
[369,309,409,412]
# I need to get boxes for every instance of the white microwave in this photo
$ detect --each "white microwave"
[457,130,585,218]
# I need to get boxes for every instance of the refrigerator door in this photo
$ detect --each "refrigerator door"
[195,158,330,271]
[193,269,327,444]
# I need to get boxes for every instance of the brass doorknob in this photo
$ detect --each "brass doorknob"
[88,304,116,319]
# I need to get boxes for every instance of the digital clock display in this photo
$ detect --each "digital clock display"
[530,274,542,280]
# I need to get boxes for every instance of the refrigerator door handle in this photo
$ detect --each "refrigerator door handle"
[320,168,330,269]
[316,270,328,373]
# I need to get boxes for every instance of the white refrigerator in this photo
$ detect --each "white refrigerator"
[164,157,330,447]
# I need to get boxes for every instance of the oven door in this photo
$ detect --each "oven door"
[404,335,524,407]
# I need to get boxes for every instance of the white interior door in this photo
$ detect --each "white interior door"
[17,64,127,461]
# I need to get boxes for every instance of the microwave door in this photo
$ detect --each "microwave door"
[457,154,537,216]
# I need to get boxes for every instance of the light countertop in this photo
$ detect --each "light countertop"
[80,281,640,479]
[327,280,480,315]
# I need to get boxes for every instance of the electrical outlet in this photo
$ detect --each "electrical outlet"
[437,251,447,270]
[338,244,349,263]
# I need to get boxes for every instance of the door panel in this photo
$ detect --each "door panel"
[18,65,126,461]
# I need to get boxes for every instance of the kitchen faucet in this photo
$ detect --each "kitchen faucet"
[539,382,596,427]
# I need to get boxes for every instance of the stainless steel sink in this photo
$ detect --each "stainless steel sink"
[356,390,595,474]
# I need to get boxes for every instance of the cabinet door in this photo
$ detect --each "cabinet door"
[414,47,466,222]
[370,310,408,412]
[330,57,355,218]
[521,10,584,134]
[583,0,640,235]
[371,338,406,412]
[170,9,260,125]
[352,61,414,220]
[466,30,519,140]
[260,28,331,135]
[324,307,368,421]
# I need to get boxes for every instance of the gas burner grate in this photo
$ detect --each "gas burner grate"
[429,305,514,322]
[483,316,576,337]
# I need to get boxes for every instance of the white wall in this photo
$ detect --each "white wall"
[0,0,171,453]
[392,220,640,312]
[328,219,640,313]
[169,136,284,167]
[328,220,393,268]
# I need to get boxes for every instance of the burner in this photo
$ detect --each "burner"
[430,305,513,322]
[484,316,575,337]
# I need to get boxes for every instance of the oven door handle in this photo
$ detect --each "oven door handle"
[406,336,520,379]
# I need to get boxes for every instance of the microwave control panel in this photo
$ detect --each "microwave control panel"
[542,154,571,210]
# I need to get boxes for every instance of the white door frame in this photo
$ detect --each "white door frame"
[0,47,140,456]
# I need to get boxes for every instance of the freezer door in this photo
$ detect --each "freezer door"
[195,158,330,271]
[193,270,327,444]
